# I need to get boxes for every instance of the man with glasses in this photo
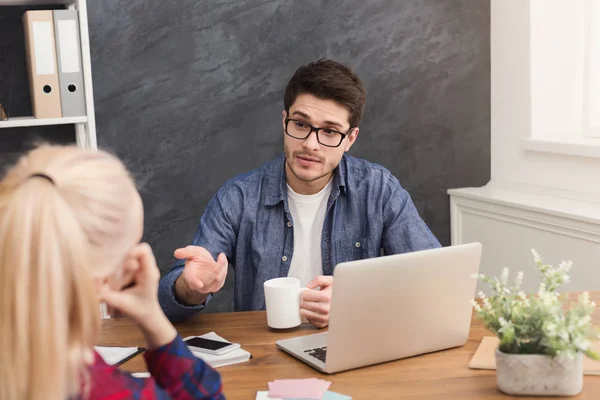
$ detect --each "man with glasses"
[158,59,440,328]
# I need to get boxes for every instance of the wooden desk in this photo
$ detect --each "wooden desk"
[99,293,600,399]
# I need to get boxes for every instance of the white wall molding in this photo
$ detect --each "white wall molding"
[449,183,600,294]
[450,188,600,246]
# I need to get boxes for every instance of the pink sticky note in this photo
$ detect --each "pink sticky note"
[268,378,332,399]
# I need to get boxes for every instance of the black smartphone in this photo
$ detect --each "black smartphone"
[183,336,240,355]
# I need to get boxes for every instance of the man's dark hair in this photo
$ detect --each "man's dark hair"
[284,59,366,128]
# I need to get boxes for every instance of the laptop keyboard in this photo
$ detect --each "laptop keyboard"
[304,346,327,362]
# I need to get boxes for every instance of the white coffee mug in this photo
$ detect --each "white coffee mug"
[264,277,309,329]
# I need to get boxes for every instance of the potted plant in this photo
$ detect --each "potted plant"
[472,250,599,396]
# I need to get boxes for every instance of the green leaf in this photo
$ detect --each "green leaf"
[585,349,600,361]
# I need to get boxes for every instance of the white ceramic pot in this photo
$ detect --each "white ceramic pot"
[495,348,584,396]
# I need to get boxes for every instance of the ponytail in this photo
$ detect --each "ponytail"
[0,175,99,400]
[0,144,141,399]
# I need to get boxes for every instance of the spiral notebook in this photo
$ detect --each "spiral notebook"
[469,336,600,375]
[94,346,144,366]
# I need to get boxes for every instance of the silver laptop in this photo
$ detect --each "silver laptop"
[276,242,482,374]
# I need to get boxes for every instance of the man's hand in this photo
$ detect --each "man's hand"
[173,245,228,306]
[300,275,333,328]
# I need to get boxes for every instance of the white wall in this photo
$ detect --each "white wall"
[492,0,600,199]
[450,0,600,295]
[530,0,584,139]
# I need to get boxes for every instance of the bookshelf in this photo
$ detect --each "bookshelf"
[0,0,97,150]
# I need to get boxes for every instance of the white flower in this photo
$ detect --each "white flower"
[531,249,542,263]
[471,273,483,279]
[498,317,508,327]
[545,322,557,336]
[539,291,557,308]
[493,277,502,292]
[500,268,509,285]
[559,330,569,342]
[470,299,482,312]
[516,291,530,307]
[538,282,547,295]
[577,315,592,329]
[574,337,590,352]
[477,292,492,309]
[515,271,524,287]
[482,297,492,310]
[558,260,573,273]
[582,292,590,304]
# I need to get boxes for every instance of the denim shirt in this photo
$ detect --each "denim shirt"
[158,154,441,322]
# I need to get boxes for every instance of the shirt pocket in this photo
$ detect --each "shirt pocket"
[334,236,379,264]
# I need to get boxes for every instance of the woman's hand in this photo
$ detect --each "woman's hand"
[99,243,176,349]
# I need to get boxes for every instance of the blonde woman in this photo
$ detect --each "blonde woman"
[0,144,224,400]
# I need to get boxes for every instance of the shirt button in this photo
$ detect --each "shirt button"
[355,242,361,248]
[287,221,292,227]
[282,256,288,262]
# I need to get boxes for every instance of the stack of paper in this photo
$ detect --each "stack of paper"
[257,388,351,400]
[188,332,251,368]
[94,346,142,366]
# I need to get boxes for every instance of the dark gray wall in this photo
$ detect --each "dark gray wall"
[0,1,490,312]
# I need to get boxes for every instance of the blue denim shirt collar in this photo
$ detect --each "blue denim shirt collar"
[263,154,347,207]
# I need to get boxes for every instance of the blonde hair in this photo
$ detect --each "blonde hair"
[0,144,142,400]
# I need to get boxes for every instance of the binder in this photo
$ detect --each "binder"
[53,9,86,117]
[22,10,62,118]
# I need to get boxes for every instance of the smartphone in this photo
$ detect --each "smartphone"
[183,336,241,356]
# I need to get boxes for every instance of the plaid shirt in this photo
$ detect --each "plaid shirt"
[85,335,225,399]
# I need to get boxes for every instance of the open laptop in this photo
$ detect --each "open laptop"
[276,242,482,374]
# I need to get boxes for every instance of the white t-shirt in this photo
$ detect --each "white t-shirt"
[286,179,333,287]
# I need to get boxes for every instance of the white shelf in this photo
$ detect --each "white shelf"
[0,0,71,5]
[522,137,600,159]
[0,116,87,128]
[0,0,96,149]
[448,184,600,224]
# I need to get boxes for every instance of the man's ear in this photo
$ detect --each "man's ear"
[282,110,288,130]
[344,128,359,152]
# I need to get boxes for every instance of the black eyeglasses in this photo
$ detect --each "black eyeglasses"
[285,118,352,148]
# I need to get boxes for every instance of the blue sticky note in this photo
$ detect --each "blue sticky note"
[322,391,352,400]
[284,391,352,400]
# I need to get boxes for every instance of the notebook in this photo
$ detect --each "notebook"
[94,346,144,366]
[469,336,600,375]
[187,332,252,368]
